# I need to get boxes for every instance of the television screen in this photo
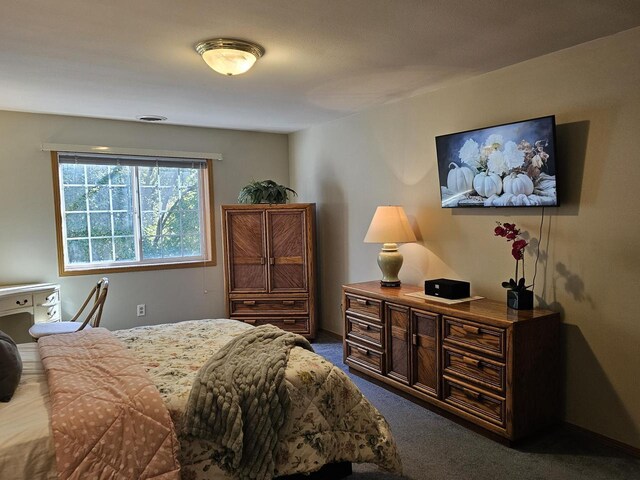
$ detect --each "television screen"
[435,115,558,207]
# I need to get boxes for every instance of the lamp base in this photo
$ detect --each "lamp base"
[377,243,403,288]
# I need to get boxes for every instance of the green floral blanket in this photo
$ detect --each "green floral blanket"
[114,319,401,479]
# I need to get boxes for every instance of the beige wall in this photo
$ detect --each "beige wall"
[0,111,288,337]
[290,28,640,448]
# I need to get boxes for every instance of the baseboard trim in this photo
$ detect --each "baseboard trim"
[318,328,342,341]
[563,422,640,458]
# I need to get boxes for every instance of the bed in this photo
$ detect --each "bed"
[0,319,401,480]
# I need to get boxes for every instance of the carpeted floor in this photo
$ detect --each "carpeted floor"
[311,333,640,480]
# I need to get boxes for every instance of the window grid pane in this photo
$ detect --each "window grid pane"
[60,158,208,269]
[138,166,203,260]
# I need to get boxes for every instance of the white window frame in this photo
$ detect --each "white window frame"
[51,151,216,276]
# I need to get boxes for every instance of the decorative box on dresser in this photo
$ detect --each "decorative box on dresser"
[343,281,561,442]
[221,203,317,339]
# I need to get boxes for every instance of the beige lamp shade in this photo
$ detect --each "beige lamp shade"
[364,206,417,244]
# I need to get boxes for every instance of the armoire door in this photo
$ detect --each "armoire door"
[266,209,307,292]
[225,210,267,292]
[411,309,439,397]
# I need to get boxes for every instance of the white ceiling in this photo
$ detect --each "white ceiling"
[1,0,640,133]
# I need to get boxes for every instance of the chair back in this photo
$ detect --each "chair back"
[70,277,109,330]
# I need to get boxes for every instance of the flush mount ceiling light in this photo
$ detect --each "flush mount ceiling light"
[195,38,265,76]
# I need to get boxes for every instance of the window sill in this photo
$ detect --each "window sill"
[58,259,216,276]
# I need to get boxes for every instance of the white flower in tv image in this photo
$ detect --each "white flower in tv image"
[503,141,525,169]
[487,150,509,176]
[484,133,504,149]
[436,116,558,207]
[458,138,481,169]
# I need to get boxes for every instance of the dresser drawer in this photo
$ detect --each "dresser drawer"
[345,339,383,374]
[443,346,505,393]
[237,317,310,334]
[34,289,59,307]
[443,378,505,427]
[0,293,33,313]
[34,305,61,324]
[345,294,382,322]
[346,315,383,348]
[230,298,308,316]
[443,316,506,358]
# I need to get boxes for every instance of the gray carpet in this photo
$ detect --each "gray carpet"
[311,334,640,480]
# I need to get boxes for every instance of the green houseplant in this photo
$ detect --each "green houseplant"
[238,180,297,204]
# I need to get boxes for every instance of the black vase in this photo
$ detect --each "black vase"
[507,289,533,310]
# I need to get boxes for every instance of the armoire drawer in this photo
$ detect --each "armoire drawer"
[344,294,382,322]
[346,315,384,348]
[236,316,310,334]
[230,298,308,316]
[345,339,383,374]
[443,316,506,358]
[443,378,505,427]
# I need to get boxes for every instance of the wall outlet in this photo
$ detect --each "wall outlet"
[136,304,146,317]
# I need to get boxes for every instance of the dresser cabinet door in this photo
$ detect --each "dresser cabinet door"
[266,209,308,292]
[226,210,267,292]
[386,303,410,384]
[411,309,439,398]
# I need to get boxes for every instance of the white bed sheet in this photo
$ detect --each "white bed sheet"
[0,343,230,480]
[0,344,56,480]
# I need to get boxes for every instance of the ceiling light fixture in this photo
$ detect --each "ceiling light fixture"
[195,38,265,76]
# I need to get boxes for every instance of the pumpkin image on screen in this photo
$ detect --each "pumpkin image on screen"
[447,163,474,194]
[503,173,534,196]
[473,171,503,198]
[435,116,558,207]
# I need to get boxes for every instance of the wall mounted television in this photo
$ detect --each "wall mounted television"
[435,115,558,207]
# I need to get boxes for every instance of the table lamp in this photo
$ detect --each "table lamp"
[364,206,417,287]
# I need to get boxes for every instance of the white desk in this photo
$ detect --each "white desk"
[0,283,61,323]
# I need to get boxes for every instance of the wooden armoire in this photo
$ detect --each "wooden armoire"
[221,203,317,339]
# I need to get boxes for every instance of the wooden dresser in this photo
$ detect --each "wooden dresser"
[221,203,317,338]
[342,281,560,441]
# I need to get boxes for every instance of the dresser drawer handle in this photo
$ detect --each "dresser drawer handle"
[462,356,481,368]
[462,387,481,400]
[356,347,369,355]
[16,299,29,306]
[352,319,371,330]
[243,300,256,306]
[282,300,295,306]
[462,324,480,335]
[355,298,369,306]
[243,319,257,324]
[48,309,57,317]
[283,319,296,325]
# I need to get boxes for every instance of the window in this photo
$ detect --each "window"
[52,152,215,275]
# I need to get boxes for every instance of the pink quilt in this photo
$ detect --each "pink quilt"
[38,328,180,480]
